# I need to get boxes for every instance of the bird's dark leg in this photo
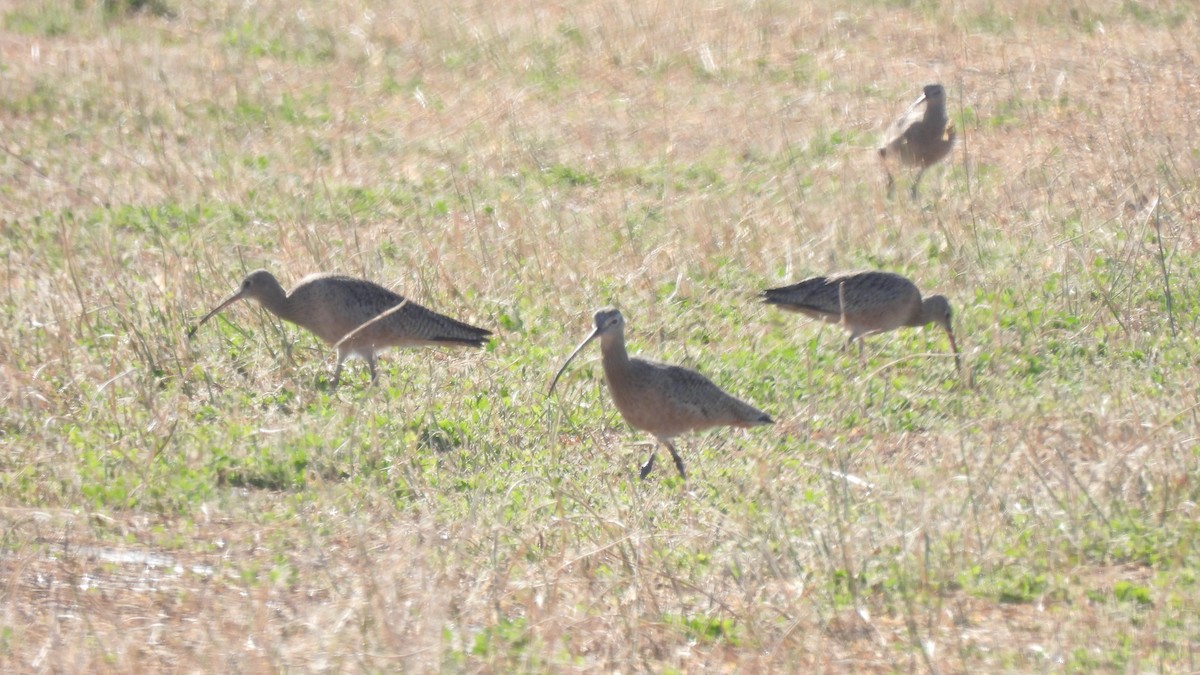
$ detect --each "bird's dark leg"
[367,353,378,383]
[664,441,687,480]
[885,169,896,199]
[639,447,658,480]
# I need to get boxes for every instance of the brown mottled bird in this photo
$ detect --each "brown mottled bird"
[878,83,955,199]
[191,269,491,386]
[762,270,959,368]
[549,308,772,480]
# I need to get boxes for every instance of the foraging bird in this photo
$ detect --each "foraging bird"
[549,308,773,480]
[762,270,959,368]
[191,269,491,386]
[878,83,955,199]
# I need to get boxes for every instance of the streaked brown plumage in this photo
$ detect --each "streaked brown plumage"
[549,308,772,480]
[878,83,955,199]
[191,269,491,386]
[762,270,959,368]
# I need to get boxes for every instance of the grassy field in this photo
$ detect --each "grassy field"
[1,0,1199,670]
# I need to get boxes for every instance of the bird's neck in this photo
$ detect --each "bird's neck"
[911,299,937,327]
[599,332,631,380]
[256,284,294,322]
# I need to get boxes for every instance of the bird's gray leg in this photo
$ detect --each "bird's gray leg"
[880,150,896,199]
[331,348,348,388]
[366,352,378,383]
[664,440,687,480]
[639,446,658,480]
[847,330,866,363]
[910,167,927,200]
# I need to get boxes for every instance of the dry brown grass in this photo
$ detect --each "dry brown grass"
[2,0,1200,671]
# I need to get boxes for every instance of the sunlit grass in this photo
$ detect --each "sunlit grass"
[1,0,1199,670]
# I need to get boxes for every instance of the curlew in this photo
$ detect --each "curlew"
[190,269,492,386]
[549,308,772,480]
[878,83,955,199]
[762,270,959,368]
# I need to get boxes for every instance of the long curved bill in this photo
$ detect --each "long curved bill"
[335,299,409,350]
[907,92,928,113]
[945,325,961,370]
[547,327,601,395]
[188,289,246,338]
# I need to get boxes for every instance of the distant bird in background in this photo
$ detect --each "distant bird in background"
[762,270,959,369]
[191,269,491,386]
[549,308,773,480]
[878,83,955,199]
